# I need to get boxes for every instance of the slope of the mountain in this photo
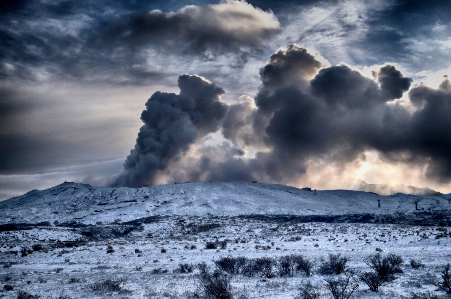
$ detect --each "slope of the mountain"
[1,181,450,225]
[357,180,442,196]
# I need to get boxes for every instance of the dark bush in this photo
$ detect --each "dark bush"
[199,264,233,299]
[219,241,227,249]
[4,284,13,291]
[324,275,358,299]
[441,263,451,294]
[106,245,114,254]
[279,255,295,277]
[298,282,321,299]
[151,268,168,274]
[359,272,384,292]
[69,277,80,283]
[32,244,44,252]
[409,292,440,299]
[206,242,218,250]
[90,279,122,292]
[292,255,314,276]
[364,253,403,281]
[21,247,31,257]
[178,263,194,273]
[319,254,348,275]
[410,259,425,269]
[215,257,246,275]
[17,290,42,299]
[243,257,276,278]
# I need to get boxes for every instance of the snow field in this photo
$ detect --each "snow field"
[1,216,451,298]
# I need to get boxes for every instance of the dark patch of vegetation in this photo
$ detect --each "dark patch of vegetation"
[122,215,162,226]
[4,284,13,291]
[292,255,314,276]
[298,282,321,299]
[441,263,451,294]
[17,290,42,299]
[279,255,296,277]
[215,257,246,275]
[178,263,194,273]
[324,275,358,299]
[53,240,86,249]
[31,244,44,252]
[90,279,122,292]
[214,255,313,278]
[185,223,221,234]
[79,224,140,240]
[199,263,233,299]
[319,254,348,275]
[359,272,384,292]
[151,268,168,274]
[409,292,440,299]
[410,259,425,269]
[20,247,32,257]
[243,257,276,278]
[206,242,218,250]
[237,211,451,226]
[0,222,51,232]
[364,253,403,281]
[106,245,114,254]
[69,277,80,283]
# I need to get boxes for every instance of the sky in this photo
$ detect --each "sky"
[1,0,451,200]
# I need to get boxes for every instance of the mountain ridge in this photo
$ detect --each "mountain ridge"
[1,181,449,226]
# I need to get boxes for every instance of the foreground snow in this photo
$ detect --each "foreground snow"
[1,215,451,298]
[0,182,450,298]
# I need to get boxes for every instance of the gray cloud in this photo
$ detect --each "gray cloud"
[116,45,451,188]
[408,78,451,181]
[95,1,280,54]
[113,75,228,187]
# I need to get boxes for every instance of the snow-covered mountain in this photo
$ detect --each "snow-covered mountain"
[1,181,450,225]
[356,180,442,196]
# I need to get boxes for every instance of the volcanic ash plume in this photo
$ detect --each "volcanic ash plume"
[113,75,228,187]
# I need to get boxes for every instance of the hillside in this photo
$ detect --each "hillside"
[1,181,450,225]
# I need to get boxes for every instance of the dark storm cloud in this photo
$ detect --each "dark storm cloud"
[259,45,323,93]
[118,45,451,187]
[222,98,258,147]
[94,1,280,54]
[408,78,451,181]
[0,1,279,85]
[113,75,228,187]
[378,65,413,100]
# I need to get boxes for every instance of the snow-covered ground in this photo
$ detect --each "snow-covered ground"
[0,182,450,298]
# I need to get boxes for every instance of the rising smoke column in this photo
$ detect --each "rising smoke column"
[116,45,451,189]
[113,75,228,187]
[179,45,416,184]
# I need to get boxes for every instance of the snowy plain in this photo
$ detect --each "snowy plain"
[0,181,451,298]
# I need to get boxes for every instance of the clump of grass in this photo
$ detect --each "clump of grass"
[90,279,122,292]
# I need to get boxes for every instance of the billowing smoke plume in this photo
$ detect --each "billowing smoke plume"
[113,75,227,187]
[116,45,451,189]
